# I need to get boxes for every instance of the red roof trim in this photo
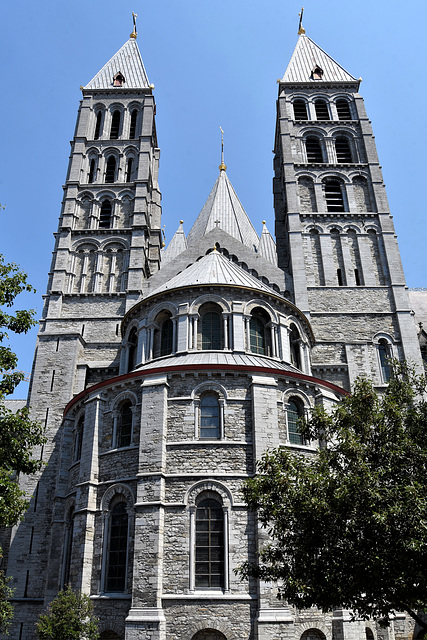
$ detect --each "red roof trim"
[63,363,348,416]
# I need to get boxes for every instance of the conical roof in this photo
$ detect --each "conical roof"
[258,222,277,266]
[162,221,187,266]
[148,249,278,299]
[84,38,150,90]
[282,34,356,84]
[186,169,259,250]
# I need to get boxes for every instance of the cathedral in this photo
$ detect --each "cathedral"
[3,18,424,640]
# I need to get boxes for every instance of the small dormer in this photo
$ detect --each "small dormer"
[311,65,324,80]
[113,72,126,87]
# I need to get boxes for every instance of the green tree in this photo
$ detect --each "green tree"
[35,587,99,640]
[240,363,427,630]
[0,253,45,527]
[0,250,46,633]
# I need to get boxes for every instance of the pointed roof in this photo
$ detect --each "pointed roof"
[148,249,278,299]
[84,38,150,90]
[186,169,259,250]
[258,222,278,266]
[282,34,357,84]
[162,221,187,266]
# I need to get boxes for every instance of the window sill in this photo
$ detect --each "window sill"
[100,444,138,456]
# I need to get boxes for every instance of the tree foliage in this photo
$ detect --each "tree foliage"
[240,363,427,629]
[0,252,45,527]
[35,587,99,640]
[0,566,14,635]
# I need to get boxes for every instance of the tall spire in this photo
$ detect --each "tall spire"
[84,38,150,90]
[219,126,227,172]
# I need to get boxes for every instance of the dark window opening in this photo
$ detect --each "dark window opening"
[74,416,84,462]
[287,399,304,445]
[195,498,224,588]
[94,111,102,140]
[312,65,324,79]
[306,137,323,163]
[293,99,308,120]
[113,72,125,87]
[105,156,116,183]
[110,110,121,139]
[126,158,133,183]
[88,159,96,184]
[250,308,271,356]
[63,507,74,587]
[127,328,138,372]
[117,402,132,448]
[106,502,128,592]
[337,268,344,286]
[99,200,112,228]
[325,181,345,212]
[378,339,391,383]
[202,312,222,350]
[355,269,361,286]
[289,324,301,370]
[160,318,173,356]
[335,136,353,163]
[200,394,220,439]
[314,99,330,120]
[337,99,352,120]
[130,109,138,138]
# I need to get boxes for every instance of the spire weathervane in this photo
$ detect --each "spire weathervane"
[298,7,305,35]
[130,12,138,39]
[219,126,227,172]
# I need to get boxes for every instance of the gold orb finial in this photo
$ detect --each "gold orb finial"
[180,220,184,225]
[262,220,266,225]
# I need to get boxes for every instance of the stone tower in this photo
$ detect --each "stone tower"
[273,34,422,390]
[2,26,423,640]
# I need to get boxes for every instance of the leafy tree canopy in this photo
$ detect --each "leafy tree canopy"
[35,587,99,640]
[0,252,46,527]
[240,363,427,630]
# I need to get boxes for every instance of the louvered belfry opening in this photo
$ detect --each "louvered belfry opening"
[335,137,352,163]
[306,137,323,163]
[325,181,345,212]
[105,157,116,183]
[314,99,330,120]
[336,99,352,120]
[293,99,308,120]
[110,110,121,139]
[99,200,112,228]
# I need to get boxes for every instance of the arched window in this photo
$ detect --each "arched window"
[324,180,345,212]
[105,502,128,592]
[73,415,84,462]
[378,338,391,383]
[202,312,221,350]
[289,324,301,369]
[129,109,138,138]
[335,136,353,163]
[110,110,121,139]
[94,111,103,140]
[336,99,352,120]
[195,497,224,588]
[127,328,138,372]
[287,398,304,445]
[125,158,133,183]
[88,159,96,184]
[314,99,330,120]
[161,317,173,356]
[249,308,271,356]
[117,402,132,448]
[293,99,308,120]
[99,200,112,228]
[105,156,116,183]
[306,137,323,163]
[200,394,220,439]
[62,506,75,588]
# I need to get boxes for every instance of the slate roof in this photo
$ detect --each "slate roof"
[162,221,187,266]
[282,34,357,84]
[84,38,150,90]
[258,222,277,266]
[148,249,279,299]
[186,169,259,250]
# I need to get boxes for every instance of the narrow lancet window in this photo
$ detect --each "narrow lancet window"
[110,110,121,139]
[105,156,116,183]
[129,109,138,138]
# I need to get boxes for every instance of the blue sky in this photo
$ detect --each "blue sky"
[1,1,426,397]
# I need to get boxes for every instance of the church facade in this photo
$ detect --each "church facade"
[3,27,423,640]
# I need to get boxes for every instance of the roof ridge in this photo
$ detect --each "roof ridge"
[282,34,357,84]
[84,38,150,90]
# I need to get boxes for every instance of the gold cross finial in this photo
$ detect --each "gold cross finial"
[298,7,305,35]
[219,126,227,172]
[130,12,138,39]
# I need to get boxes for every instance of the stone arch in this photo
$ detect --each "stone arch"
[186,480,233,509]
[243,298,278,324]
[189,619,238,640]
[189,294,231,315]
[300,628,328,640]
[191,630,227,640]
[101,483,134,512]
[282,387,313,408]
[110,389,138,413]
[191,381,228,402]
[147,301,178,324]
